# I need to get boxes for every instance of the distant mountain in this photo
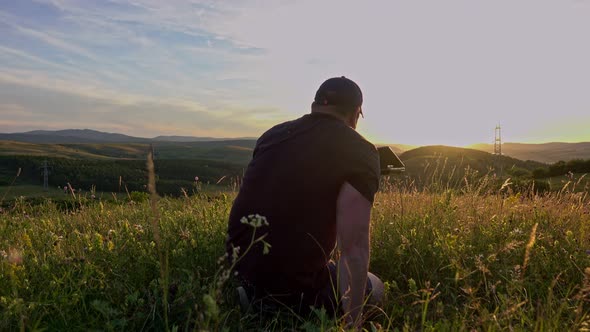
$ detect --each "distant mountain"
[4,129,589,166]
[0,129,150,143]
[1,129,413,156]
[0,129,255,144]
[153,135,257,142]
[470,142,590,164]
[0,133,99,144]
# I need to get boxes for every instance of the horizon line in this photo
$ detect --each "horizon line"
[2,127,590,146]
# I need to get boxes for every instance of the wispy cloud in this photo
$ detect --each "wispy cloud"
[0,0,284,137]
[13,25,99,60]
[1,0,590,143]
[0,103,34,117]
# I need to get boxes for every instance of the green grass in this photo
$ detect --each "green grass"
[0,184,236,203]
[1,183,590,331]
[0,185,65,199]
[0,185,125,207]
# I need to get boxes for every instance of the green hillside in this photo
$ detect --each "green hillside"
[402,145,545,170]
[0,155,245,196]
[470,142,590,163]
[2,142,569,198]
[151,141,255,165]
[399,145,546,189]
[0,141,115,159]
[0,140,256,165]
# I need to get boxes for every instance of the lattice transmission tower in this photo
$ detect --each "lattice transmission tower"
[494,124,502,156]
[40,159,52,191]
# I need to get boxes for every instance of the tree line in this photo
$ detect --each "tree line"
[0,156,244,195]
[532,159,590,179]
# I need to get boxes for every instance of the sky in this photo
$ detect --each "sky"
[0,0,589,146]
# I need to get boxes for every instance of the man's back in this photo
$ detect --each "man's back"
[226,112,379,297]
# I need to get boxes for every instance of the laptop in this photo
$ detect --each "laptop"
[377,146,405,175]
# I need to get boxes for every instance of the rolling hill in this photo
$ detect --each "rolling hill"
[0,140,258,165]
[153,135,257,142]
[0,141,118,159]
[0,129,255,144]
[399,145,546,187]
[3,129,590,165]
[470,142,590,164]
[0,141,557,195]
[0,129,150,143]
[401,145,546,170]
[0,129,411,165]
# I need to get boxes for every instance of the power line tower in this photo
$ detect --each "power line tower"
[494,124,502,156]
[40,160,52,191]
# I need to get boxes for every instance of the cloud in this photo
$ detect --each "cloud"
[2,0,590,144]
[0,70,283,135]
[0,103,34,117]
[0,1,297,138]
[0,77,279,138]
[0,12,99,61]
[0,70,152,106]
[16,26,98,60]
[0,45,67,70]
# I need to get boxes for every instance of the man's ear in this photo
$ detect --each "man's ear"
[348,107,361,129]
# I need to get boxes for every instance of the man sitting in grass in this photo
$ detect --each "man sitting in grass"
[226,76,384,327]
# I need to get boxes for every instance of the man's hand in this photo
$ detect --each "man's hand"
[336,182,371,328]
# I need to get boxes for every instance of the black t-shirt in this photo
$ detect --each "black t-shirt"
[226,112,380,297]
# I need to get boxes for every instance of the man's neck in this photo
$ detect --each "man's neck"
[311,109,356,129]
[311,108,348,122]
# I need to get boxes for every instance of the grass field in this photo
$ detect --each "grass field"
[1,182,590,331]
[0,185,65,199]
[0,185,132,207]
[0,184,237,210]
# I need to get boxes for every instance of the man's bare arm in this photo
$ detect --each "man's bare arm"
[336,181,371,327]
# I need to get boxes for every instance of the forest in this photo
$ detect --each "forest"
[0,156,244,195]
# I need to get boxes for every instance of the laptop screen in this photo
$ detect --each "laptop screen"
[377,146,405,175]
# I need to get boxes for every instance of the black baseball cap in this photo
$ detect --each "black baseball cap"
[314,76,363,108]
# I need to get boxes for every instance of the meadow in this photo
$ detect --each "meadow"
[1,172,589,332]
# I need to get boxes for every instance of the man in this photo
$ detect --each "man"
[226,76,383,326]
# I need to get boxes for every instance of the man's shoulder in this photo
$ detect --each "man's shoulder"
[256,113,377,157]
[257,116,304,143]
[330,124,377,157]
[306,114,376,149]
[343,128,375,150]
